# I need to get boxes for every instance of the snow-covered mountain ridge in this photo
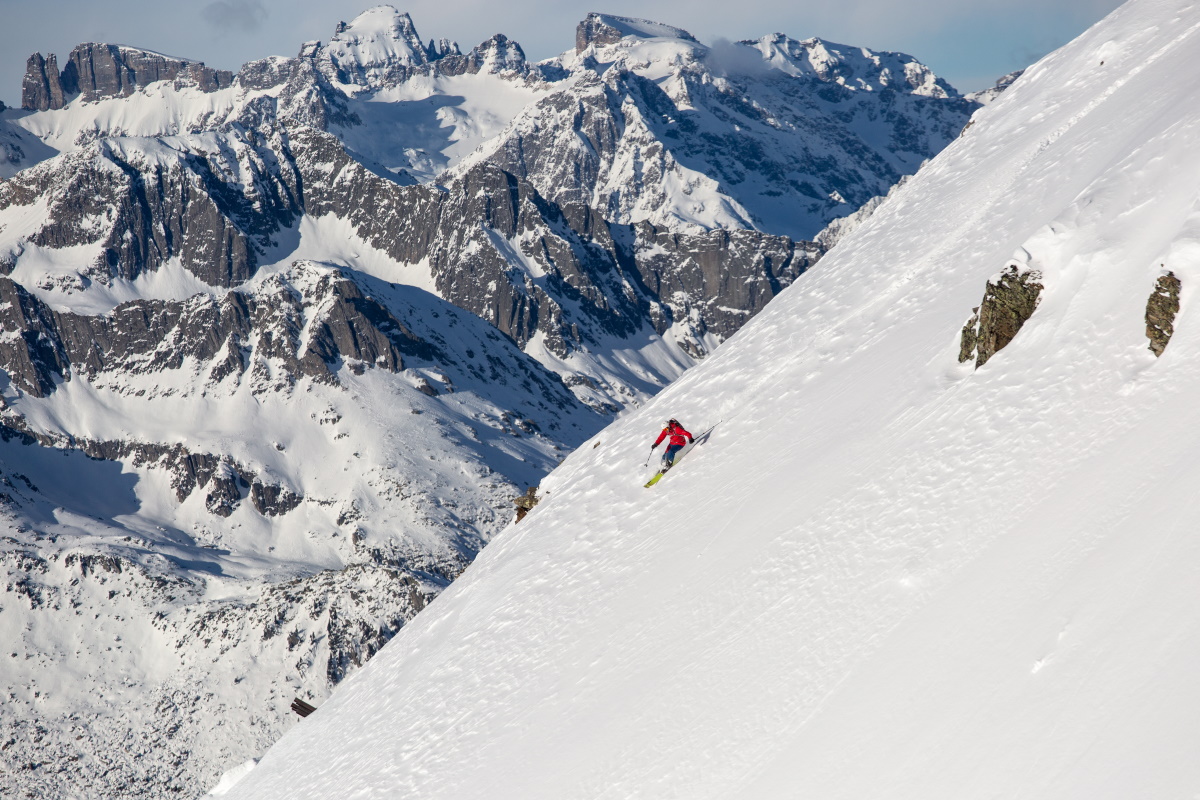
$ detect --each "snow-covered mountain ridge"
[465,12,975,240]
[222,0,1200,797]
[0,8,986,798]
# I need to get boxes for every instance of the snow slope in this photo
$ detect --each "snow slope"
[223,0,1200,797]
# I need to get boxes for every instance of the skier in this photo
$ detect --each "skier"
[650,418,693,473]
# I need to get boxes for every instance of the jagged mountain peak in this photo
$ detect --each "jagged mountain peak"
[315,8,527,90]
[575,12,699,53]
[470,32,526,73]
[743,33,960,98]
[319,6,432,87]
[332,5,423,46]
[428,36,462,59]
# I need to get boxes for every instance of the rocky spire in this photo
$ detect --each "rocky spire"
[426,37,461,60]
[21,53,68,111]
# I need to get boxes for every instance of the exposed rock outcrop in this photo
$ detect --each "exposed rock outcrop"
[633,223,820,355]
[1145,270,1181,357]
[21,53,67,111]
[289,128,815,363]
[577,14,629,52]
[66,43,233,102]
[1,112,817,405]
[513,486,540,522]
[20,44,233,110]
[959,266,1044,368]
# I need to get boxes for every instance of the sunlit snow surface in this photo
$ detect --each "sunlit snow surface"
[225,0,1200,797]
[333,73,545,182]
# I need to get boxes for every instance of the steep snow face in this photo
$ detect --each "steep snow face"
[0,109,58,178]
[223,1,1200,798]
[334,72,544,181]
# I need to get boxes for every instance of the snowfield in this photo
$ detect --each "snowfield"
[222,0,1200,797]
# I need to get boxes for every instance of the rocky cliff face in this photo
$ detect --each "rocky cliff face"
[21,44,233,110]
[21,53,68,112]
[0,129,299,287]
[0,6,989,798]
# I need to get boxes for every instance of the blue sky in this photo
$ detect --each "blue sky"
[0,0,1123,106]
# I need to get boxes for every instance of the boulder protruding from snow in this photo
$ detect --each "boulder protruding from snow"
[1145,270,1181,357]
[513,486,540,522]
[959,266,1044,368]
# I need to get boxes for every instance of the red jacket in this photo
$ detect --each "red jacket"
[654,423,693,449]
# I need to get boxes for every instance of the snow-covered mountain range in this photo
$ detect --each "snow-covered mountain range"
[0,7,983,798]
[217,0,1200,797]
[464,13,974,240]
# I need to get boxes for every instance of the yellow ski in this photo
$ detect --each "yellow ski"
[644,470,667,488]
